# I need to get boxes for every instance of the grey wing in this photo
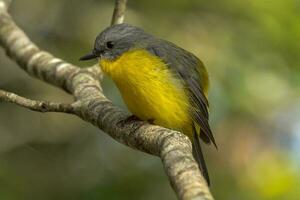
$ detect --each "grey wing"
[147,40,217,148]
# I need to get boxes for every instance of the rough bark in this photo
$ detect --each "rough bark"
[0,1,214,199]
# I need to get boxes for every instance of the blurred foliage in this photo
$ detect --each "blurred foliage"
[0,0,300,199]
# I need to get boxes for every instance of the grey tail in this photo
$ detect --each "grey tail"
[192,126,210,186]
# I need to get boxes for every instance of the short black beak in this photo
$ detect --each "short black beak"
[79,52,98,61]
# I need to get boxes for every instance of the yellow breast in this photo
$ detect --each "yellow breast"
[100,49,192,132]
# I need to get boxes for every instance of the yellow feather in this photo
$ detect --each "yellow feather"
[100,49,193,135]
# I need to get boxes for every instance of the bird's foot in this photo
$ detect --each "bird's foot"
[117,115,140,126]
[147,118,155,124]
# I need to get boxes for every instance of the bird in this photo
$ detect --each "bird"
[80,23,216,185]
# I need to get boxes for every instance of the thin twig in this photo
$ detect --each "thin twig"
[0,89,75,113]
[111,0,127,25]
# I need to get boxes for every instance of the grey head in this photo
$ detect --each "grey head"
[80,23,154,61]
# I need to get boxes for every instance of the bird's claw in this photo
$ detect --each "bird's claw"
[117,115,140,126]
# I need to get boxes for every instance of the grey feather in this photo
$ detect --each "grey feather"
[147,40,217,148]
[91,23,217,147]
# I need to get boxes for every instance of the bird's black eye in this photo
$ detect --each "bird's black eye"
[106,41,114,49]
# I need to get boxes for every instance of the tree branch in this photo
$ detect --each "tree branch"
[111,0,127,25]
[0,89,75,113]
[0,1,214,199]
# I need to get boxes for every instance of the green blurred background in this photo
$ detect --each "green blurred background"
[1,0,300,199]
